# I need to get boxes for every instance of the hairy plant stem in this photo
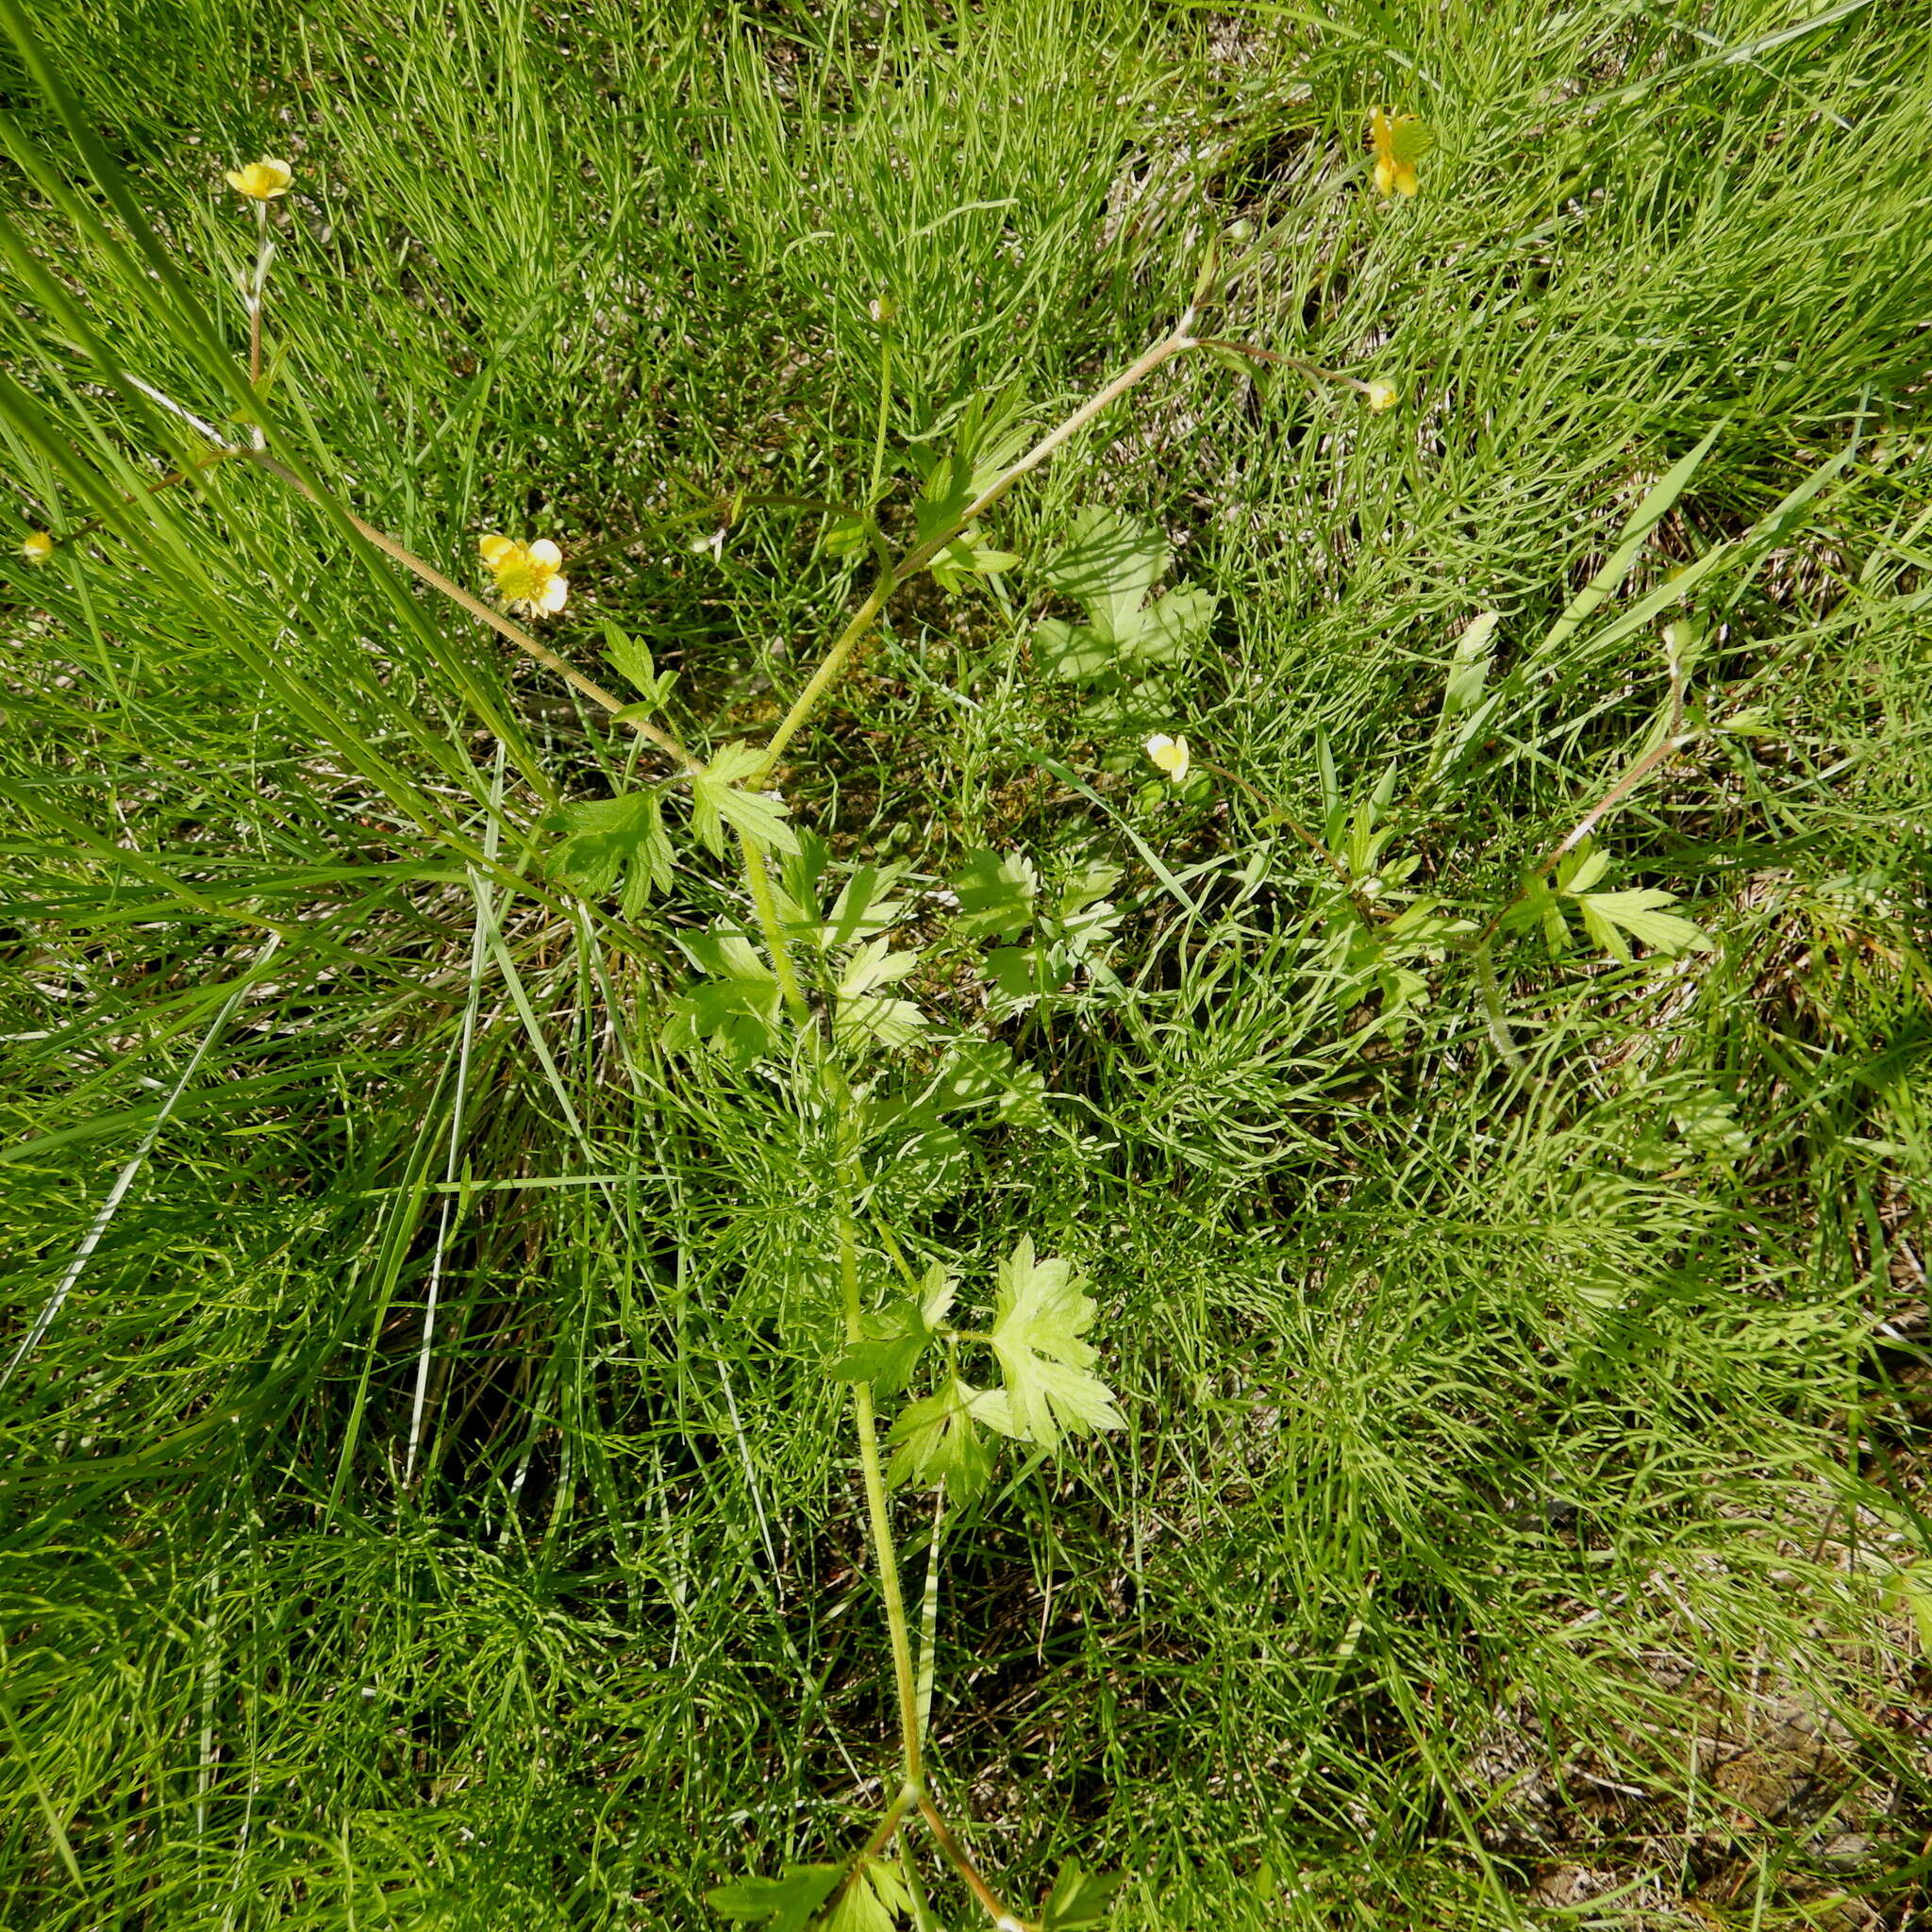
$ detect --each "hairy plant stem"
[838,1205,924,1787]
[914,1789,1020,1930]
[737,831,808,1023]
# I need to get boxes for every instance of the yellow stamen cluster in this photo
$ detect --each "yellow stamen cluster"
[479,533,568,617]
[1145,733,1191,783]
[225,158,293,201]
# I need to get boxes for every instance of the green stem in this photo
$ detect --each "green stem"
[747,312,1205,788]
[914,1485,945,1747]
[235,450,702,775]
[737,831,809,1024]
[751,575,893,785]
[913,1788,1022,1930]
[841,1211,924,1788]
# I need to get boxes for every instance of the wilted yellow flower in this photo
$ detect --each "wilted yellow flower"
[479,533,568,616]
[1145,733,1190,783]
[22,529,53,563]
[1370,108,1427,198]
[225,158,293,200]
[1364,379,1400,412]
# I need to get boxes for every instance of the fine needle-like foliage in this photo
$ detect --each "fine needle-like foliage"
[2,2,1929,1929]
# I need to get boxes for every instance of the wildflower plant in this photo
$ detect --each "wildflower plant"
[6,66,1870,1932]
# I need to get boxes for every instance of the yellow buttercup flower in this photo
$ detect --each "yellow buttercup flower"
[1364,379,1400,412]
[479,533,568,616]
[225,158,293,200]
[1145,733,1190,783]
[22,529,53,563]
[1370,108,1428,198]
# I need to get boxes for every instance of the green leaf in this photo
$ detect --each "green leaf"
[1033,615,1114,683]
[1883,1564,1932,1658]
[1041,1859,1124,1931]
[1442,610,1498,716]
[545,789,675,907]
[1557,843,1610,893]
[887,1375,996,1500]
[926,1041,1050,1126]
[951,848,1038,940]
[909,402,1030,591]
[835,937,926,1050]
[983,1237,1123,1452]
[1672,1087,1751,1159]
[662,979,782,1069]
[1053,863,1124,957]
[1032,508,1215,682]
[664,925,783,1065]
[822,864,908,950]
[603,619,675,708]
[690,741,800,858]
[706,1864,841,1931]
[822,509,879,560]
[987,945,1068,1001]
[1041,508,1169,635]
[812,1858,917,1932]
[829,1265,955,1395]
[1535,422,1724,660]
[1575,888,1709,961]
[682,928,777,983]
[927,533,1019,592]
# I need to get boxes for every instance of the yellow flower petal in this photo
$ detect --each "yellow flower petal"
[225,158,293,200]
[1145,733,1191,783]
[478,533,517,566]
[526,538,562,569]
[22,529,53,562]
[1369,108,1425,197]
[1364,379,1399,412]
[538,575,568,614]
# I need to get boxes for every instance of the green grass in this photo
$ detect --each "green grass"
[3,0,1930,1927]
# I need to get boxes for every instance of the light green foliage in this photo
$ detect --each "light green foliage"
[603,619,679,716]
[1033,508,1215,740]
[831,1264,954,1394]
[708,1866,844,1931]
[976,1238,1124,1452]
[950,849,1124,1005]
[691,742,801,858]
[908,391,1030,590]
[2,1,1927,1928]
[1507,841,1709,962]
[662,925,782,1068]
[1041,1861,1126,1931]
[544,787,675,913]
[886,1376,998,1500]
[834,938,927,1052]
